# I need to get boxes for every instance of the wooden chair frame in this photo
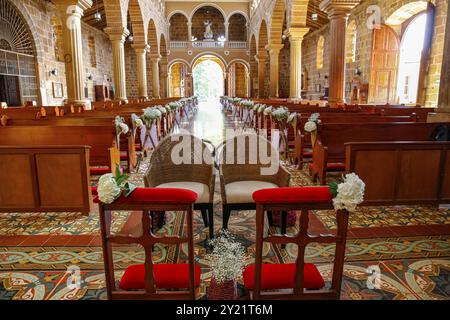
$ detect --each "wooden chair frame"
[99,201,197,300]
[251,201,350,300]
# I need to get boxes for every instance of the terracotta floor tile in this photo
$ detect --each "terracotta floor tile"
[0,235,30,246]
[41,235,73,246]
[64,235,95,246]
[20,235,51,246]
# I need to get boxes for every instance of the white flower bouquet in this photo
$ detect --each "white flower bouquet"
[141,107,162,126]
[206,230,247,284]
[330,173,365,212]
[131,114,143,128]
[257,104,267,113]
[231,97,242,104]
[287,112,297,125]
[115,116,129,135]
[272,107,289,121]
[97,165,137,204]
[168,101,181,111]
[263,106,273,115]
[304,112,321,133]
[240,100,254,109]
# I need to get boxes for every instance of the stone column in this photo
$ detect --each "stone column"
[255,52,267,98]
[132,44,149,99]
[438,0,450,108]
[160,61,169,98]
[187,21,193,48]
[55,0,92,106]
[286,27,309,99]
[150,54,161,98]
[245,70,250,97]
[320,0,359,105]
[224,22,230,48]
[105,27,129,102]
[224,72,229,96]
[266,43,284,98]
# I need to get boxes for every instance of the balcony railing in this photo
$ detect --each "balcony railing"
[169,40,248,50]
[192,41,225,48]
[228,41,247,49]
[169,41,188,49]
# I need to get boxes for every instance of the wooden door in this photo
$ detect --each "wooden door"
[0,75,21,106]
[368,25,400,104]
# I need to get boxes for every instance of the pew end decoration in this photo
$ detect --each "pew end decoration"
[329,173,365,212]
[304,112,320,133]
[97,165,136,204]
[206,230,247,300]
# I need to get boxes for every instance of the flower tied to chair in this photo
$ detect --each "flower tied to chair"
[304,112,320,133]
[329,173,365,212]
[97,165,137,204]
[114,116,129,135]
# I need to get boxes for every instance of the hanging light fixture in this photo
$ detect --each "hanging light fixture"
[94,0,102,22]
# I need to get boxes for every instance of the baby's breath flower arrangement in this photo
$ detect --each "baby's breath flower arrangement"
[206,230,247,284]
[272,107,289,121]
[141,107,162,127]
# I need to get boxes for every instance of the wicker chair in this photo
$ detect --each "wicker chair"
[218,133,291,229]
[144,133,215,239]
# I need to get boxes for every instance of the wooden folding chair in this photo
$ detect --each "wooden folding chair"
[244,186,350,300]
[98,187,200,300]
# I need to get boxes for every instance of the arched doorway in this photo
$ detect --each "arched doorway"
[396,13,428,104]
[227,61,249,97]
[192,55,224,102]
[0,0,38,106]
[168,61,190,97]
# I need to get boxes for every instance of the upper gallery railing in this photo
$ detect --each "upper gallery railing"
[169,41,248,50]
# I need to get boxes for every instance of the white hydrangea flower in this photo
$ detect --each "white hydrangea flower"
[304,121,317,132]
[263,106,273,115]
[272,107,289,121]
[287,112,297,124]
[333,173,365,212]
[119,122,129,134]
[134,118,143,128]
[97,173,121,204]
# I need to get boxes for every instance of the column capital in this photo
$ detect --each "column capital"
[149,54,162,63]
[286,27,310,41]
[105,27,130,41]
[255,52,267,62]
[265,43,284,55]
[131,44,150,53]
[319,0,360,18]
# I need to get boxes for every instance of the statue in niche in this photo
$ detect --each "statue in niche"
[203,20,214,40]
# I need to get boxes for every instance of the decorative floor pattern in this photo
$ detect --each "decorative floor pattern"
[0,101,449,300]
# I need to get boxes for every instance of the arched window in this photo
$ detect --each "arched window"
[316,36,324,69]
[346,20,357,63]
[228,13,247,42]
[169,13,189,41]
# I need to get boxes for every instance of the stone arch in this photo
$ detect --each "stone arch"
[385,1,429,25]
[228,12,248,41]
[191,52,227,71]
[269,0,285,45]
[127,0,146,45]
[227,60,249,97]
[191,5,225,40]
[168,10,190,22]
[288,0,309,28]
[169,12,189,41]
[148,19,159,55]
[190,2,227,22]
[2,0,43,63]
[257,19,268,52]
[168,58,192,73]
[104,0,127,29]
[226,10,249,24]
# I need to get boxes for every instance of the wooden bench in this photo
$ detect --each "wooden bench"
[0,146,91,214]
[345,141,450,206]
[310,122,445,184]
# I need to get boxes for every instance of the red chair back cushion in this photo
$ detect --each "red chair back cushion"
[243,263,325,290]
[252,187,332,204]
[119,264,201,290]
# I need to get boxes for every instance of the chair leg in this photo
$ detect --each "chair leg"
[200,208,209,227]
[208,204,214,239]
[267,211,274,226]
[222,205,231,229]
[281,211,287,249]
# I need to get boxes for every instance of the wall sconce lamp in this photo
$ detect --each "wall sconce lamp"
[217,35,226,42]
[49,69,58,77]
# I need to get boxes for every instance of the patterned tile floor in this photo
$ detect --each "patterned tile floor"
[0,100,449,300]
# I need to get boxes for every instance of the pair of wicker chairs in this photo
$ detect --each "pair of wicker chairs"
[144,133,290,238]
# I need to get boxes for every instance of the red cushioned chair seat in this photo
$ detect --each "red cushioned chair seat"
[90,167,111,175]
[253,187,332,204]
[243,263,325,290]
[94,187,197,205]
[119,264,201,290]
[120,154,129,160]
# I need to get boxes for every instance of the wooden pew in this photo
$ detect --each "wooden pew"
[345,141,450,206]
[310,122,445,184]
[0,146,91,214]
[0,125,120,175]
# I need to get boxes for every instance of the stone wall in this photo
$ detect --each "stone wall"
[234,63,247,96]
[125,43,139,99]
[228,14,247,41]
[169,13,189,41]
[191,6,225,40]
[278,38,290,98]
[300,0,448,107]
